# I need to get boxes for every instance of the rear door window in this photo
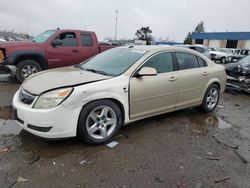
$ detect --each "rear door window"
[81,33,93,47]
[175,52,199,70]
[197,56,207,67]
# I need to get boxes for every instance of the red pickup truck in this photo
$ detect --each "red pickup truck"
[0,29,115,82]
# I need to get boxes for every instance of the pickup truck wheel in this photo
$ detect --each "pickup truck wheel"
[16,60,42,82]
[200,84,220,113]
[77,100,122,145]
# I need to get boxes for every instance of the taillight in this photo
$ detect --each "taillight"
[0,50,5,60]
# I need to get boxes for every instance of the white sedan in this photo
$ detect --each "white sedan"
[13,46,226,145]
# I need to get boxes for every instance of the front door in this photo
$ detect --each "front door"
[129,52,178,119]
[47,31,83,68]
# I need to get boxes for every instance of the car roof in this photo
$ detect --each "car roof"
[120,45,202,54]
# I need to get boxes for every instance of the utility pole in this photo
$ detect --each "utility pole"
[115,10,118,41]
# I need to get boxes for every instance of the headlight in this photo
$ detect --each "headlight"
[33,88,73,109]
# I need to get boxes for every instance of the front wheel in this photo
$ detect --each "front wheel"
[200,84,220,113]
[220,57,226,64]
[77,100,122,145]
[16,60,42,82]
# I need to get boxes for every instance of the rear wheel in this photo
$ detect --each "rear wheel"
[200,84,220,113]
[77,100,122,145]
[16,60,42,82]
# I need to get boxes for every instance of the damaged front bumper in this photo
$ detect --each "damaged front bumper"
[0,64,16,77]
[226,76,250,93]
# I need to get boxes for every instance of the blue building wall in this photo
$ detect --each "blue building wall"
[192,32,250,40]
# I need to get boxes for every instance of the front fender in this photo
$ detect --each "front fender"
[83,91,129,123]
[8,50,48,69]
[63,76,130,124]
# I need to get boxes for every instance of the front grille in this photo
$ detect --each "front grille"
[19,88,36,105]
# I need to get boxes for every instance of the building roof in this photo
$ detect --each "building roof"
[192,32,250,40]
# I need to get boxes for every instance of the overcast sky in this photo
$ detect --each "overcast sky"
[0,0,250,41]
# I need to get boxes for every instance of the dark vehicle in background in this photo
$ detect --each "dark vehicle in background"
[0,29,116,82]
[225,55,250,93]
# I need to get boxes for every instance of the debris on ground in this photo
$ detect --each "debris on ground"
[53,161,56,165]
[17,176,29,182]
[207,151,213,156]
[28,156,41,165]
[213,135,238,149]
[0,146,10,153]
[233,149,248,164]
[79,160,90,165]
[115,134,129,139]
[214,176,230,183]
[106,141,119,148]
[154,176,164,183]
[217,104,225,108]
[204,156,220,161]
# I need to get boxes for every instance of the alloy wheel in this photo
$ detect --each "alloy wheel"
[21,65,38,78]
[86,106,117,140]
[206,88,218,110]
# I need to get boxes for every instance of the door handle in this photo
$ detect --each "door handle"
[72,49,80,53]
[168,76,177,81]
[202,71,209,76]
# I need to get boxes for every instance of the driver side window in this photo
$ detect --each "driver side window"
[54,32,77,47]
[141,52,174,74]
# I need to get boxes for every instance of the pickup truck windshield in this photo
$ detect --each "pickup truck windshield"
[79,48,147,76]
[32,30,56,43]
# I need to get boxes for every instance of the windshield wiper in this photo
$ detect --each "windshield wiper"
[84,68,108,75]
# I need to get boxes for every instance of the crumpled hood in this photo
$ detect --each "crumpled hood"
[22,66,111,95]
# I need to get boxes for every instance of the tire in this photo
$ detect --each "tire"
[220,57,226,64]
[16,60,42,82]
[77,99,123,145]
[200,84,220,113]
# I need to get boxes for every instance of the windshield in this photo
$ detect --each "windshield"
[79,48,147,76]
[238,55,250,65]
[32,30,56,43]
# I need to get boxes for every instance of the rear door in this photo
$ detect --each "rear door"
[173,52,210,108]
[47,31,83,68]
[129,52,179,119]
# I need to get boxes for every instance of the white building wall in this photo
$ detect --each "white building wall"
[208,40,220,48]
[245,40,250,49]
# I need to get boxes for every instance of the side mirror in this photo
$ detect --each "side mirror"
[51,39,63,47]
[135,67,157,77]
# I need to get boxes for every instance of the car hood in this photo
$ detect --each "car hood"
[225,62,239,70]
[210,51,226,56]
[22,66,112,95]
